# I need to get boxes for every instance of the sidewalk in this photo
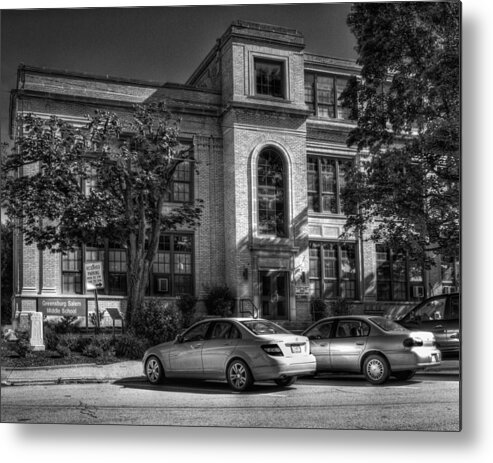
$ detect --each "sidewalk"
[1,359,460,387]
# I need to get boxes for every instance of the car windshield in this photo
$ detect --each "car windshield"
[370,317,408,332]
[241,320,290,335]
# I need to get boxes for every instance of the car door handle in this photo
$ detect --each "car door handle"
[192,343,203,349]
[319,343,328,347]
[355,341,365,345]
[434,325,444,329]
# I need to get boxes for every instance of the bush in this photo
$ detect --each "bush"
[82,335,115,359]
[55,341,72,358]
[56,316,79,334]
[176,294,198,328]
[44,325,60,351]
[114,333,148,360]
[204,285,235,317]
[311,298,328,321]
[131,299,183,346]
[12,330,31,358]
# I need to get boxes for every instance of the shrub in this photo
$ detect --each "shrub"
[311,298,328,321]
[55,341,72,358]
[131,299,183,346]
[176,294,198,328]
[203,285,235,317]
[82,335,115,360]
[114,333,148,360]
[12,330,31,358]
[44,325,60,351]
[56,316,79,334]
[56,333,90,353]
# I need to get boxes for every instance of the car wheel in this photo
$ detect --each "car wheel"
[393,370,416,381]
[363,354,390,385]
[275,376,297,387]
[145,355,165,385]
[227,359,253,392]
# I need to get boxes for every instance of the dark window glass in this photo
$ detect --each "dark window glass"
[255,59,284,98]
[307,156,352,214]
[305,72,350,119]
[62,249,82,294]
[376,245,423,301]
[163,161,193,203]
[258,149,286,236]
[309,241,357,300]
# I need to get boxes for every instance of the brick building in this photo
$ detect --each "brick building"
[9,21,458,329]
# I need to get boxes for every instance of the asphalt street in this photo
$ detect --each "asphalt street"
[1,372,460,430]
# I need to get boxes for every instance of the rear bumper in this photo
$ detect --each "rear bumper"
[253,355,317,381]
[387,347,442,371]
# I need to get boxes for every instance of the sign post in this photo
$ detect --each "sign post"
[85,261,105,333]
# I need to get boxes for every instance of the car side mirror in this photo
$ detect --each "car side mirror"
[175,334,184,344]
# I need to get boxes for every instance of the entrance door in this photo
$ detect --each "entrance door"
[260,271,289,320]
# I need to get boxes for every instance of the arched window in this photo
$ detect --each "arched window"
[257,148,286,236]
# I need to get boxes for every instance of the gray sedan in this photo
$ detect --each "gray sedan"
[302,315,441,384]
[143,318,316,392]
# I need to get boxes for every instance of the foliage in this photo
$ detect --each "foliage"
[175,293,198,327]
[311,298,328,321]
[56,316,80,334]
[82,335,115,359]
[1,221,14,324]
[340,2,460,264]
[88,311,104,331]
[2,102,203,326]
[114,333,148,360]
[203,285,235,317]
[12,330,31,358]
[131,298,183,346]
[43,324,60,351]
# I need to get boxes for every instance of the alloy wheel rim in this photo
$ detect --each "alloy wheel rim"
[230,363,246,389]
[147,359,160,382]
[367,359,384,380]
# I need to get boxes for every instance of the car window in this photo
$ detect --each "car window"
[305,321,333,340]
[370,317,408,332]
[182,322,211,343]
[411,297,447,321]
[335,320,370,338]
[210,322,232,340]
[448,295,460,319]
[241,320,289,335]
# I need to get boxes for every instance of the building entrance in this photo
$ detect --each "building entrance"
[259,270,289,320]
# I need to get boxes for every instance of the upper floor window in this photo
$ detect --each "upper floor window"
[257,148,286,237]
[307,156,351,214]
[305,72,351,119]
[163,161,193,203]
[255,59,285,99]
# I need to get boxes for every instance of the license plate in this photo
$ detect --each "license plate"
[291,345,301,353]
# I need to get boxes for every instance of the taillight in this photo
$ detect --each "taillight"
[403,337,423,347]
[262,344,284,356]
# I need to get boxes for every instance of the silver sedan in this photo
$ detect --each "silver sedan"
[302,315,441,384]
[143,317,316,392]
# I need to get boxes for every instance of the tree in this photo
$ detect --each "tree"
[1,221,14,324]
[340,2,460,266]
[2,102,203,325]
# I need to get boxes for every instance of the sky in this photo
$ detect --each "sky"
[0,1,357,143]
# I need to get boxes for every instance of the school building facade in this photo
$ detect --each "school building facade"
[9,21,459,329]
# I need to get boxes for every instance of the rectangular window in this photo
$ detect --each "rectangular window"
[151,233,193,296]
[62,249,82,294]
[305,72,350,119]
[164,161,193,203]
[376,245,423,301]
[307,156,352,214]
[108,244,127,295]
[255,59,285,98]
[309,241,358,300]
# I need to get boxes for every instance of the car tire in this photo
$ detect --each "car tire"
[363,354,390,385]
[226,359,253,392]
[393,370,416,381]
[275,376,297,387]
[145,355,165,385]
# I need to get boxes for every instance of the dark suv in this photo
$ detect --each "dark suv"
[396,293,460,354]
